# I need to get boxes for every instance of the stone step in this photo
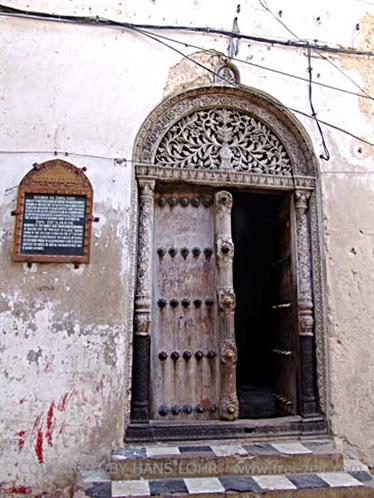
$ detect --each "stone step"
[110,439,343,480]
[78,470,373,497]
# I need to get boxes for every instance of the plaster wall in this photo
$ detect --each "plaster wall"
[0,0,373,492]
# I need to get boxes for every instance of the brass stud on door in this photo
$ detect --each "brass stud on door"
[193,298,202,308]
[209,404,217,413]
[191,198,200,207]
[206,350,216,359]
[180,247,189,259]
[195,404,204,413]
[205,298,214,307]
[159,406,169,416]
[169,247,177,258]
[171,351,180,361]
[183,405,193,414]
[181,298,190,308]
[180,198,189,207]
[204,247,213,260]
[183,351,192,360]
[158,197,167,207]
[158,299,167,309]
[195,351,204,360]
[192,247,201,258]
[170,298,179,308]
[171,405,181,415]
[157,247,166,258]
[168,197,178,207]
[158,351,168,361]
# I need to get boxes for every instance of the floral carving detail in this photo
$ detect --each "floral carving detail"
[155,108,291,175]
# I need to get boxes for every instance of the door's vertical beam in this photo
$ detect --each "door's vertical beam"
[131,179,155,422]
[295,189,319,416]
[215,191,239,421]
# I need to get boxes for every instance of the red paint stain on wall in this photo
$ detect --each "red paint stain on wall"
[34,427,43,463]
[46,401,55,447]
[0,485,32,494]
[17,430,27,452]
[57,388,77,412]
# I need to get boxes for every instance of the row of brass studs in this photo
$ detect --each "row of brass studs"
[159,350,217,361]
[159,404,217,416]
[157,247,213,260]
[158,298,215,308]
[158,197,213,208]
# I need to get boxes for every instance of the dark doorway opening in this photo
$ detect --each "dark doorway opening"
[232,191,297,419]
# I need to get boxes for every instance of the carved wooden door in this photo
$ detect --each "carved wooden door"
[151,187,238,421]
[271,195,298,415]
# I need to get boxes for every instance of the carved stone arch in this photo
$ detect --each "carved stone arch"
[134,85,318,181]
[129,84,328,432]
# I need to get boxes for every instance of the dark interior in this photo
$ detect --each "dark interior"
[232,191,285,419]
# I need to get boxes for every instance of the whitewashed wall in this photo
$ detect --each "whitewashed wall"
[0,0,373,492]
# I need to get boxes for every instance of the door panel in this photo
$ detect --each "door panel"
[271,195,298,415]
[151,189,220,420]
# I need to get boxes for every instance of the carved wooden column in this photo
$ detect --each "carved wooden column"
[131,178,155,422]
[295,189,319,416]
[215,191,239,421]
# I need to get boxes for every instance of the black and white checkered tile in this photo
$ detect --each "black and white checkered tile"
[111,471,373,496]
[112,440,333,459]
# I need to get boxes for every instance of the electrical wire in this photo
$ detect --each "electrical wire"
[257,0,373,99]
[0,3,373,57]
[132,27,373,101]
[0,4,373,149]
[127,25,374,149]
[307,46,330,160]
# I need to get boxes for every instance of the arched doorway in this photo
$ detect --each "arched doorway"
[127,84,328,441]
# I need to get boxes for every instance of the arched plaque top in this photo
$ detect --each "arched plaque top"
[20,159,93,192]
[134,86,318,190]
[13,159,93,264]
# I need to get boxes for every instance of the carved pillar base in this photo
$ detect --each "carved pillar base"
[131,333,151,422]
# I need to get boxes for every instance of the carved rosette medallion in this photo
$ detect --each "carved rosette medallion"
[218,287,236,311]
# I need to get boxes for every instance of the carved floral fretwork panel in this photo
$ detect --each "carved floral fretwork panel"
[155,108,292,175]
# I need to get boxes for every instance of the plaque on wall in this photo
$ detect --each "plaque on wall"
[12,160,93,263]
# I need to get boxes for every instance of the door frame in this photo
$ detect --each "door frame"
[126,84,328,440]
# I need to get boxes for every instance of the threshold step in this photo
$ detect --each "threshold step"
[111,439,343,480]
[111,471,374,497]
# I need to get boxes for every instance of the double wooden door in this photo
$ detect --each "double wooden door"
[150,186,298,421]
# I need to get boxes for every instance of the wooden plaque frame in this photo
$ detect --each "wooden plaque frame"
[12,159,93,264]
